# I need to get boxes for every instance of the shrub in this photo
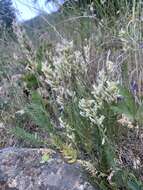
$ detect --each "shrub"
[11,40,143,189]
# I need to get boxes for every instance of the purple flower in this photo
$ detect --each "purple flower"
[130,81,138,94]
[139,43,143,49]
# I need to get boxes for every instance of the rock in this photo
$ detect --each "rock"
[11,74,22,82]
[0,148,98,190]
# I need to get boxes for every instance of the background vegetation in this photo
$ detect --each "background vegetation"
[1,0,143,189]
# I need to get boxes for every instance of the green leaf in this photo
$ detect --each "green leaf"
[23,73,38,89]
[100,144,116,173]
[12,126,42,145]
[31,91,43,105]
[112,85,138,121]
[40,153,50,163]
[25,103,53,132]
[62,144,77,164]
[128,180,142,190]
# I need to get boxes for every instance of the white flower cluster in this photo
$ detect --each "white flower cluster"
[92,69,119,103]
[41,41,89,105]
[41,41,118,128]
[117,115,134,129]
[79,69,118,126]
[79,98,105,126]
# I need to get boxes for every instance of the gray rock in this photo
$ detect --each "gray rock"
[0,148,98,190]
